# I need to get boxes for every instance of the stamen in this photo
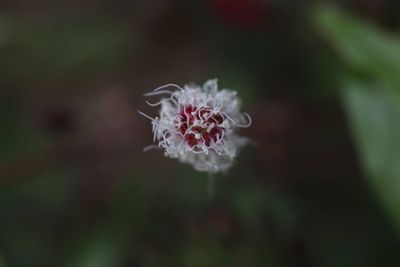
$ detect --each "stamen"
[144,90,173,97]
[138,110,156,121]
[236,113,252,128]
[153,83,184,92]
[143,145,162,152]
[221,112,236,126]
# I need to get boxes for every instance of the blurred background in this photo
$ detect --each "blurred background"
[1,0,400,266]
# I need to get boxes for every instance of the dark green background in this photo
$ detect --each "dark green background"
[1,1,400,266]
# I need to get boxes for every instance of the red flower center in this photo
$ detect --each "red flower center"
[177,105,225,148]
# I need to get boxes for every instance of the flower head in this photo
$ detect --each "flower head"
[139,79,251,173]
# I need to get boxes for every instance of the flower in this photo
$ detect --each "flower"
[139,79,251,173]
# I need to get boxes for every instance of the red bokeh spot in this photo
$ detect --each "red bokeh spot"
[212,0,266,27]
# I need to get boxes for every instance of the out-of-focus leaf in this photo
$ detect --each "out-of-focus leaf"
[0,16,11,48]
[342,80,400,233]
[315,5,400,235]
[0,253,5,267]
[0,95,48,160]
[231,187,266,231]
[65,231,123,267]
[315,5,400,104]
[181,238,225,267]
[0,14,132,82]
[306,220,394,267]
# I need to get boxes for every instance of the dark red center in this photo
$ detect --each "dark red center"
[177,105,225,148]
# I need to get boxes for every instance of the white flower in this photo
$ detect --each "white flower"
[139,79,251,173]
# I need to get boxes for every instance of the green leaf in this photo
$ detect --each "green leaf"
[315,5,400,236]
[0,14,132,82]
[315,5,400,104]
[64,231,123,267]
[342,80,400,233]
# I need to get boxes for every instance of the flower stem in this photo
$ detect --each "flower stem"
[207,173,215,198]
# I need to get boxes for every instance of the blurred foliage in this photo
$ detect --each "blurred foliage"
[0,14,132,84]
[0,95,46,160]
[1,1,400,267]
[316,5,400,236]
[65,230,124,267]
